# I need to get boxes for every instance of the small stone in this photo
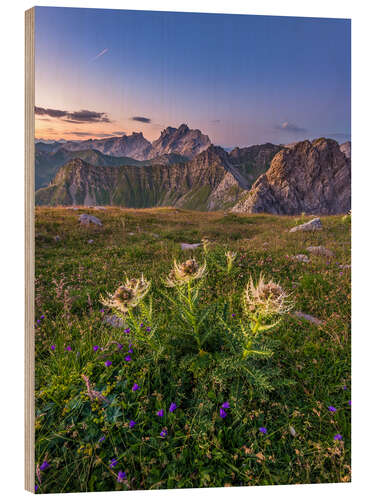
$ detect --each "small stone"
[103,315,125,328]
[88,239,94,244]
[79,214,102,226]
[306,246,334,257]
[290,218,322,233]
[180,243,201,250]
[289,426,296,437]
[294,311,323,326]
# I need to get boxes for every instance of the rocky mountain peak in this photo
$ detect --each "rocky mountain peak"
[232,137,351,215]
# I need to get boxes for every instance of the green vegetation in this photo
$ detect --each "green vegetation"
[35,207,351,493]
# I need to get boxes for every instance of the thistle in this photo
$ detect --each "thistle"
[243,273,293,318]
[100,275,150,314]
[225,251,237,273]
[165,259,206,287]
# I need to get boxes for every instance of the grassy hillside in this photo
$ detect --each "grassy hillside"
[34,207,351,493]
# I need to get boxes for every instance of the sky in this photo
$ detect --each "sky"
[35,7,351,148]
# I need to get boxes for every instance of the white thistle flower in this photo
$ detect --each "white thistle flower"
[165,259,206,287]
[243,273,293,317]
[100,275,150,314]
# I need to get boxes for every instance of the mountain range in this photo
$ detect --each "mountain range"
[35,124,351,214]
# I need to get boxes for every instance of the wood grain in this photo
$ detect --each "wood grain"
[25,7,35,493]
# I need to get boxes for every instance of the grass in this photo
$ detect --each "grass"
[34,206,351,493]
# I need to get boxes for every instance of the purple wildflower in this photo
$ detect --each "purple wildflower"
[100,309,104,313]
[231,313,236,318]
[334,434,343,441]
[259,427,267,435]
[125,355,132,362]
[104,360,112,367]
[169,402,177,413]
[50,345,56,351]
[219,408,227,419]
[65,345,72,351]
[348,400,351,406]
[37,319,40,324]
[124,328,130,334]
[146,327,151,332]
[40,461,49,471]
[110,458,118,468]
[343,385,347,390]
[35,485,38,492]
[132,383,140,391]
[93,345,99,352]
[117,470,126,482]
[157,409,164,417]
[129,420,136,428]
[221,401,230,409]
[140,323,144,327]
[117,343,123,350]
[98,435,106,443]
[40,315,45,320]
[160,429,168,438]
[328,406,337,413]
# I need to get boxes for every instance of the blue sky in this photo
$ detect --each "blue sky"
[35,7,351,147]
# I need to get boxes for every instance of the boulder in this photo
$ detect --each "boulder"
[79,214,102,226]
[306,245,334,257]
[290,218,322,233]
[294,311,323,326]
[180,243,201,250]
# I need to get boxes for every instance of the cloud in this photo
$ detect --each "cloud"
[112,131,126,135]
[67,131,115,138]
[276,121,307,133]
[211,119,221,124]
[91,48,109,61]
[35,107,67,118]
[35,107,111,123]
[131,116,151,123]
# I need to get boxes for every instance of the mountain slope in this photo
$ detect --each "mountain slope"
[35,146,246,210]
[232,138,351,215]
[149,124,211,159]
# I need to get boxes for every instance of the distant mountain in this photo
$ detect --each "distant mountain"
[233,138,351,215]
[36,145,247,210]
[35,124,211,162]
[150,124,211,159]
[35,147,189,189]
[35,148,142,189]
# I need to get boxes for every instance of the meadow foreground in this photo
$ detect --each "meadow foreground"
[34,207,351,493]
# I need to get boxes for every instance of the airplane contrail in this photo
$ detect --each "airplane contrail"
[92,48,109,61]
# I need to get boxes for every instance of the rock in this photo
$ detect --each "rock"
[232,138,351,215]
[88,239,94,244]
[94,206,107,210]
[294,311,323,326]
[291,254,310,263]
[340,141,351,159]
[290,218,322,233]
[103,315,124,328]
[180,243,201,250]
[79,214,102,226]
[306,245,334,257]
